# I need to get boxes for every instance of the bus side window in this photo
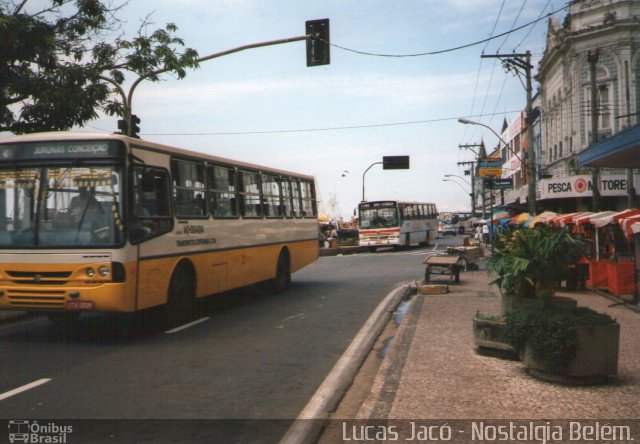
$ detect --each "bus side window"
[130,167,173,244]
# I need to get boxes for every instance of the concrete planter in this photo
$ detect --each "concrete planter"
[522,322,620,385]
[472,316,515,355]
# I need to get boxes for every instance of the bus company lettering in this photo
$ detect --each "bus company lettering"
[183,225,204,234]
[33,144,108,155]
[176,238,216,247]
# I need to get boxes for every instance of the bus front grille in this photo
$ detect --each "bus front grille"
[7,290,66,309]
[6,270,72,286]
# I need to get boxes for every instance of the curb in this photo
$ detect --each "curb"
[278,282,412,444]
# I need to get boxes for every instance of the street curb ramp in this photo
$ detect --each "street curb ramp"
[279,282,411,444]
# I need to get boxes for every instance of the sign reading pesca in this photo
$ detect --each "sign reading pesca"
[538,174,639,199]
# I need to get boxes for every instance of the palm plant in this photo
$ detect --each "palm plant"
[487,225,586,311]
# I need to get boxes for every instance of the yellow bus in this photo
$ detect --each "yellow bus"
[0,132,319,326]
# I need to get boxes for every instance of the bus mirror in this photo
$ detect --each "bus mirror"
[111,173,118,185]
[142,169,155,192]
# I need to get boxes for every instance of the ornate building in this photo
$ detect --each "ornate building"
[535,0,640,212]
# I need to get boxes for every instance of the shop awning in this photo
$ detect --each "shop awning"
[620,214,640,238]
[579,124,640,168]
[594,208,640,227]
[574,211,615,226]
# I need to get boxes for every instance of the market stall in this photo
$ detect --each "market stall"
[595,209,640,297]
[573,211,616,289]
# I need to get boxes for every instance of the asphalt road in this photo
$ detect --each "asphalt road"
[0,236,460,442]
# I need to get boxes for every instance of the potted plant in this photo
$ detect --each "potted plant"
[488,225,584,312]
[481,225,619,384]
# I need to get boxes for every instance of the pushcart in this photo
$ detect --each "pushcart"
[445,246,480,271]
[423,255,462,284]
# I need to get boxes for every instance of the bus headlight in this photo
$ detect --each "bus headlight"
[86,267,95,278]
[98,266,110,277]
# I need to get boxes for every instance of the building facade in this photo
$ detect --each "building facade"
[535,0,640,212]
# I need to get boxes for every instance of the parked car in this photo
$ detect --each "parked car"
[438,224,458,236]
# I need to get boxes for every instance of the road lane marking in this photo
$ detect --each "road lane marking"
[276,313,306,329]
[0,378,51,401]
[165,317,210,334]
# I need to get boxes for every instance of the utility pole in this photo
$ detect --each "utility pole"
[458,142,483,217]
[588,50,601,212]
[482,52,537,215]
[457,161,477,217]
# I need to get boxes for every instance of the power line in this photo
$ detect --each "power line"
[327,3,570,58]
[515,0,552,51]
[496,0,529,53]
[141,111,521,136]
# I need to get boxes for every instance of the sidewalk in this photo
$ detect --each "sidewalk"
[356,258,640,421]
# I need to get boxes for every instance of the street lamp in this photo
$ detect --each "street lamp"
[457,118,522,162]
[444,174,471,186]
[443,178,471,195]
[444,175,473,215]
[361,162,382,202]
[458,117,536,215]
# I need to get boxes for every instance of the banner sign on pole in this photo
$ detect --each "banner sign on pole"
[484,178,513,189]
[478,158,502,178]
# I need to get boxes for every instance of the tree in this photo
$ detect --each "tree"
[1,0,199,134]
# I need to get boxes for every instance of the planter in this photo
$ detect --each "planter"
[501,292,577,314]
[522,322,620,385]
[473,316,516,357]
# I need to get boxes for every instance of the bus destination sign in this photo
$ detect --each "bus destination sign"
[0,141,124,161]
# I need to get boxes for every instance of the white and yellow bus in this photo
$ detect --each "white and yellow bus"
[0,132,319,325]
[358,200,438,251]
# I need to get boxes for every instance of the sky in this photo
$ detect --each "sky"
[46,0,570,219]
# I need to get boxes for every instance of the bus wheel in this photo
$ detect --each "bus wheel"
[459,226,465,234]
[166,263,197,327]
[274,250,291,294]
[368,246,377,253]
[47,312,80,327]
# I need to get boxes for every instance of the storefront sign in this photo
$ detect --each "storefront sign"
[538,175,639,199]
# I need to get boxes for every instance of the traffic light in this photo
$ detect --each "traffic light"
[130,114,141,138]
[117,119,128,135]
[306,19,330,67]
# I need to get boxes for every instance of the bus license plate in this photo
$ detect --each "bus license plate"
[66,300,94,310]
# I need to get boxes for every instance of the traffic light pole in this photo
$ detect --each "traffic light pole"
[104,29,327,137]
[125,35,314,137]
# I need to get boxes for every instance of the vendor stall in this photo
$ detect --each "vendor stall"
[593,209,640,297]
[574,211,616,289]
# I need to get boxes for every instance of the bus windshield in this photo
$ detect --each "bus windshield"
[0,165,124,248]
[359,205,398,228]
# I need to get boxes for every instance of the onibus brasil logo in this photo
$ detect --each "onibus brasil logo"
[8,420,73,443]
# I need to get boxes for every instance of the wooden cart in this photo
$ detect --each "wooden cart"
[423,254,462,284]
[445,246,480,271]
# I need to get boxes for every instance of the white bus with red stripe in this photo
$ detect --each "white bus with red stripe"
[358,200,438,251]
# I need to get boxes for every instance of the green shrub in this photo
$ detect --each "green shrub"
[488,225,586,304]
[506,301,616,369]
